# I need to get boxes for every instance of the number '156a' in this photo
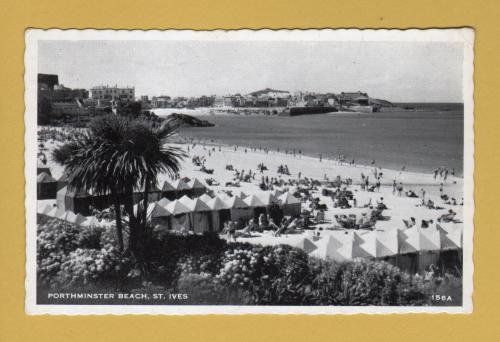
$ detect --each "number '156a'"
[431,294,453,302]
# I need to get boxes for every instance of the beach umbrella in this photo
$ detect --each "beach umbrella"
[295,237,318,254]
[437,224,462,250]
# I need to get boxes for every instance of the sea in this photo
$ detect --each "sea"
[158,103,464,176]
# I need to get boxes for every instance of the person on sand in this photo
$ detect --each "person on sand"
[397,182,403,196]
[375,178,381,192]
[420,188,426,200]
[392,179,397,194]
[228,221,237,242]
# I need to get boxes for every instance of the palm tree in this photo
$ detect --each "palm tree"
[52,115,185,254]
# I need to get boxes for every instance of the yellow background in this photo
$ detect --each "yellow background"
[1,0,498,341]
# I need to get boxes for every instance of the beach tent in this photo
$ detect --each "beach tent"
[37,161,51,176]
[438,224,462,250]
[208,196,231,231]
[397,227,441,273]
[244,194,267,220]
[161,180,177,200]
[157,197,171,207]
[187,178,207,197]
[56,186,92,216]
[172,179,193,198]
[166,200,192,232]
[295,237,318,254]
[226,196,253,225]
[278,192,302,217]
[37,172,57,200]
[188,198,212,233]
[399,227,441,254]
[353,230,399,259]
[56,173,69,191]
[324,232,355,262]
[147,202,172,230]
[198,193,213,205]
[232,190,248,200]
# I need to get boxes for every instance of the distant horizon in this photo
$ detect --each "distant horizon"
[38,40,464,102]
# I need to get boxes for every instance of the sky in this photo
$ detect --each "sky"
[38,40,464,102]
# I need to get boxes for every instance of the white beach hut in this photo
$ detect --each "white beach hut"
[278,192,302,217]
[208,196,231,232]
[166,200,192,232]
[188,198,213,233]
[226,195,253,225]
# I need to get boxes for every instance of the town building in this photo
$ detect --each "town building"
[89,85,135,102]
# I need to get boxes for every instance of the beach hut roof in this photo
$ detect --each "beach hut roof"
[438,224,462,250]
[225,195,249,209]
[172,179,190,191]
[166,200,191,215]
[161,180,176,192]
[244,194,266,207]
[157,197,171,207]
[178,195,194,207]
[256,191,276,206]
[353,231,377,258]
[37,172,56,183]
[399,227,441,254]
[295,237,318,254]
[278,192,301,205]
[208,196,231,210]
[322,232,355,262]
[188,178,206,190]
[149,202,171,218]
[190,198,211,212]
[375,230,399,257]
[198,193,213,204]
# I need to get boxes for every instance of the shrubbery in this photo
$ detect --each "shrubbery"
[37,214,460,305]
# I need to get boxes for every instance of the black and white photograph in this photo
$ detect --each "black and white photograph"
[25,29,474,314]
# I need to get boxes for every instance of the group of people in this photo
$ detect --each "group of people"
[223,214,305,241]
[433,167,455,181]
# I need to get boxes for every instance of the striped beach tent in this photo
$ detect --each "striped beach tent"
[157,197,171,207]
[37,172,57,200]
[277,192,302,217]
[225,195,252,224]
[189,198,212,233]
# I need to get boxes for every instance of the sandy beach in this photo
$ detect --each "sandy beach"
[38,128,464,253]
